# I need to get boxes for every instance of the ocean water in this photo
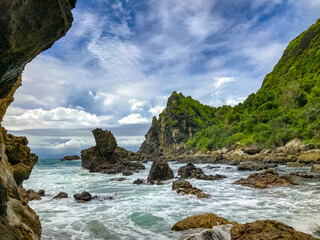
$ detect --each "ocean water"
[24,159,320,240]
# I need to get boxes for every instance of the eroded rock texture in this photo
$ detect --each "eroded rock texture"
[0,1,76,239]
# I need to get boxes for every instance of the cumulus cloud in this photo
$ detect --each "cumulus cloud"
[118,114,149,125]
[149,106,165,117]
[213,77,235,89]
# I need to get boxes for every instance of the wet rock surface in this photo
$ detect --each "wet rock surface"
[60,155,80,161]
[147,159,174,182]
[178,163,227,180]
[74,191,92,202]
[81,128,145,174]
[133,178,145,185]
[173,213,317,240]
[233,169,298,189]
[53,192,68,199]
[172,179,211,199]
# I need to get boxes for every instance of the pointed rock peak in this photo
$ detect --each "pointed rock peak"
[167,91,185,107]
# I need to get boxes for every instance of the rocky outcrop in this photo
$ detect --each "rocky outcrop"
[147,159,174,182]
[27,189,41,201]
[133,178,145,185]
[172,213,317,240]
[298,150,320,163]
[53,192,68,199]
[172,179,211,199]
[60,155,80,161]
[81,128,145,174]
[74,191,92,202]
[233,169,298,189]
[178,163,227,181]
[0,1,76,239]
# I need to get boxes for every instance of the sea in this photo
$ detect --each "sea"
[24,159,320,240]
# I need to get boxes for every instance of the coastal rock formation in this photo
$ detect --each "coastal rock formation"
[27,189,41,201]
[53,192,68,199]
[172,179,211,198]
[0,1,76,239]
[133,178,145,185]
[172,213,317,240]
[60,155,80,161]
[147,159,174,182]
[74,191,92,202]
[81,128,145,174]
[178,163,227,181]
[233,169,298,189]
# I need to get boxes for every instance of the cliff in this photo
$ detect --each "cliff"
[0,1,76,239]
[139,19,320,159]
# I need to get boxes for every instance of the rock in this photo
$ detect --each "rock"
[178,163,227,181]
[221,147,229,154]
[233,169,298,189]
[298,150,320,163]
[172,213,232,231]
[123,171,133,176]
[74,191,92,202]
[147,159,174,182]
[287,162,303,167]
[81,128,145,174]
[224,149,246,161]
[285,138,302,154]
[60,155,80,161]
[173,213,316,240]
[53,192,68,199]
[311,164,320,173]
[299,143,315,152]
[243,144,260,155]
[289,172,319,181]
[27,189,41,201]
[109,178,126,182]
[237,161,264,171]
[172,179,192,190]
[133,179,145,185]
[37,189,45,197]
[206,165,221,169]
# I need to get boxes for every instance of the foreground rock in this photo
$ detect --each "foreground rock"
[74,191,92,202]
[133,178,145,184]
[233,169,298,189]
[172,179,211,199]
[53,192,68,199]
[60,155,80,161]
[178,163,227,180]
[81,128,145,174]
[147,159,174,182]
[172,213,317,240]
[237,161,277,171]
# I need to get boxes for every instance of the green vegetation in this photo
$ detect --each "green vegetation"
[164,19,320,151]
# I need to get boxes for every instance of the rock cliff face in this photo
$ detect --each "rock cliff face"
[81,128,145,174]
[138,92,215,160]
[0,1,76,239]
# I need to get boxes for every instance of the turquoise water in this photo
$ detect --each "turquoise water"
[24,160,320,240]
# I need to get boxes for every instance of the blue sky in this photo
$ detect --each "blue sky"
[3,0,320,158]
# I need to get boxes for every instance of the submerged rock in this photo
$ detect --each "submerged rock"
[60,155,80,161]
[109,178,126,182]
[173,213,317,240]
[233,169,298,189]
[53,192,68,199]
[172,179,211,199]
[74,191,92,202]
[81,128,145,174]
[178,163,227,181]
[147,159,174,182]
[172,179,192,190]
[133,178,145,185]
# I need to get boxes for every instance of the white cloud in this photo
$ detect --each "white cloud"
[149,106,165,117]
[129,99,149,112]
[118,114,149,124]
[226,96,247,106]
[213,77,235,88]
[3,107,113,130]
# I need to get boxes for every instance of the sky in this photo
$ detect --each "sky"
[3,0,320,158]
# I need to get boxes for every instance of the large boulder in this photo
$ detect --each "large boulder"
[298,150,320,163]
[237,161,264,171]
[172,179,192,190]
[284,138,302,154]
[81,128,145,174]
[172,213,316,240]
[74,191,92,202]
[233,169,298,189]
[147,159,174,182]
[178,163,227,181]
[53,192,68,199]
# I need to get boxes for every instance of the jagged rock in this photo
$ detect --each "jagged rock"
[284,138,302,154]
[81,128,145,174]
[299,144,315,152]
[37,189,45,197]
[53,192,68,199]
[27,189,41,201]
[311,164,320,173]
[60,155,80,161]
[147,159,174,182]
[237,161,264,171]
[178,163,227,180]
[298,150,320,163]
[74,191,92,202]
[173,213,316,240]
[133,178,145,184]
[233,169,298,189]
[172,179,192,190]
